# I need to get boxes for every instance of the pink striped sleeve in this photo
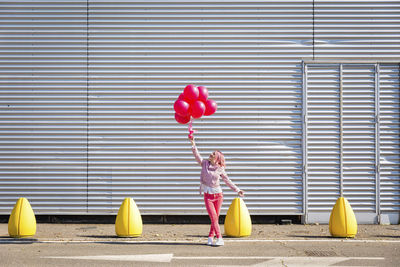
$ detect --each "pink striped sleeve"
[220,169,240,193]
[191,143,203,165]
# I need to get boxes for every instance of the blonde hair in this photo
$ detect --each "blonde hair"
[213,150,226,168]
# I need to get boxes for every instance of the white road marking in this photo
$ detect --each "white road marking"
[249,257,384,267]
[43,254,173,263]
[184,257,385,267]
[173,256,384,260]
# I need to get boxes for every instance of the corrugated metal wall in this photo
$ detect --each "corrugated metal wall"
[0,1,88,214]
[87,0,310,214]
[314,0,400,60]
[1,0,311,215]
[0,0,399,223]
[305,0,400,224]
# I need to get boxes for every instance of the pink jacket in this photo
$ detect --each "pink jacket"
[191,143,240,193]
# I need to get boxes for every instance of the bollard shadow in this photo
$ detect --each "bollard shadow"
[0,236,38,244]
[0,235,37,240]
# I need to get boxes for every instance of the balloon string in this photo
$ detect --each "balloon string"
[188,118,197,139]
[188,118,193,131]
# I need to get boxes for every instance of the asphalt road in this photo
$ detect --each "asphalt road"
[1,239,399,266]
[1,224,399,266]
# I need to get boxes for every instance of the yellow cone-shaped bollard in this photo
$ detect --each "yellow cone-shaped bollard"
[224,197,252,237]
[115,197,142,237]
[8,197,36,238]
[329,197,357,238]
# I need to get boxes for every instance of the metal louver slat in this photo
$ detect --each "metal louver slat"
[0,1,88,214]
[88,0,312,215]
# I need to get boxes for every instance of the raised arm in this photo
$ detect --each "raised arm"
[190,139,203,165]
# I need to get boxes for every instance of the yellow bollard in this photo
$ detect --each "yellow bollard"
[224,197,252,237]
[115,197,143,237]
[329,197,357,238]
[8,197,36,238]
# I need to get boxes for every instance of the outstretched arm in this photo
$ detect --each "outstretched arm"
[190,138,203,165]
[221,170,245,197]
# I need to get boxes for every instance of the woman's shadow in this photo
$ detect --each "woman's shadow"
[78,235,207,246]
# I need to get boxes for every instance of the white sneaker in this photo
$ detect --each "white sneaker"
[215,238,224,246]
[207,237,213,246]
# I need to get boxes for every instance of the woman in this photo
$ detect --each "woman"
[190,136,244,246]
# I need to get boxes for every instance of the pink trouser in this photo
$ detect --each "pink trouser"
[204,192,223,238]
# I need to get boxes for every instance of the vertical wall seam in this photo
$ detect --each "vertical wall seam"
[312,0,315,59]
[302,61,308,222]
[86,0,89,213]
[375,64,381,223]
[339,64,343,198]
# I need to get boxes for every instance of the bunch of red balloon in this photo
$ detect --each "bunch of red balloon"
[174,84,217,124]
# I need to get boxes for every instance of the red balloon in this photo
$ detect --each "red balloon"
[183,84,199,103]
[175,113,191,124]
[174,100,190,117]
[177,93,185,101]
[197,86,209,102]
[191,101,206,119]
[204,99,217,116]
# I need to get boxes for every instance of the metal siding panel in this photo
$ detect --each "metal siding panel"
[306,64,341,212]
[379,64,400,213]
[0,1,88,214]
[305,63,400,223]
[87,0,312,214]
[342,64,376,211]
[314,0,400,60]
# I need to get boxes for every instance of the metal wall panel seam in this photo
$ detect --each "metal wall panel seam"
[339,64,343,197]
[302,61,308,223]
[374,64,381,223]
[86,0,90,213]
